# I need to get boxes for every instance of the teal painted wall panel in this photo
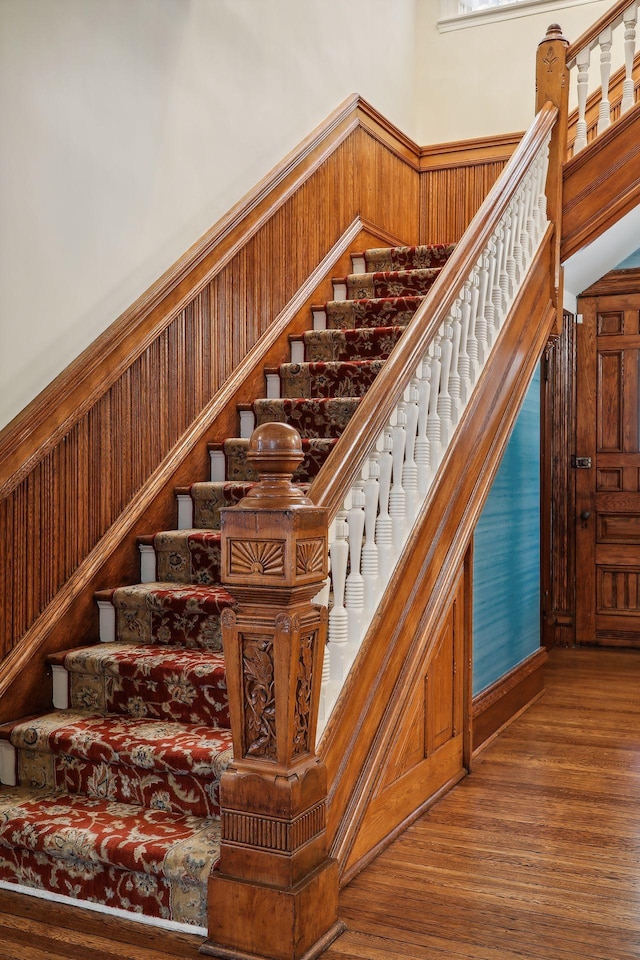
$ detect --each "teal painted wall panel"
[472,366,541,695]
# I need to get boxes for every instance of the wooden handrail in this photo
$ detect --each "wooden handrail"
[566,0,633,66]
[309,102,558,519]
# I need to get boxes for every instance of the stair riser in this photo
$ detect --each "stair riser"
[346,270,440,300]
[113,602,225,650]
[68,672,229,728]
[15,750,222,819]
[222,440,335,483]
[253,398,359,439]
[302,327,406,363]
[364,243,456,272]
[153,536,222,586]
[0,847,209,927]
[279,361,384,399]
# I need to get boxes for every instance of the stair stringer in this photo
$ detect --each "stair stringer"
[562,101,640,261]
[317,229,556,881]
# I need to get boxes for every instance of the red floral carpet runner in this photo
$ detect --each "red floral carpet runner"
[0,243,453,928]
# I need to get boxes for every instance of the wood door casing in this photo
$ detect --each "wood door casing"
[576,287,640,647]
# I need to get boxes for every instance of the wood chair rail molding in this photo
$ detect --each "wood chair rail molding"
[0,92,519,715]
[320,232,556,877]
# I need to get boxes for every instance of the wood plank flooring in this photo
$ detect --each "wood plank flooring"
[0,647,637,959]
[326,647,640,960]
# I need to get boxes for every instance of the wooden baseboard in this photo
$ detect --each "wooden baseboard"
[472,647,547,754]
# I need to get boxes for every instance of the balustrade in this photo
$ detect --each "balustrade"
[317,125,553,732]
[568,0,638,155]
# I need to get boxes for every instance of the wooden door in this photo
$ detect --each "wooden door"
[575,283,640,647]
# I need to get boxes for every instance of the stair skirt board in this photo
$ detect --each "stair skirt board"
[0,878,207,936]
[0,243,456,927]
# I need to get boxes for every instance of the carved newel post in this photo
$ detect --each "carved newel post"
[201,423,345,960]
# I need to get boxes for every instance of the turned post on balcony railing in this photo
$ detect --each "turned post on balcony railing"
[536,23,569,332]
[202,422,345,960]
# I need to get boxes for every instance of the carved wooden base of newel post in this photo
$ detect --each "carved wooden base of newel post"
[201,423,345,960]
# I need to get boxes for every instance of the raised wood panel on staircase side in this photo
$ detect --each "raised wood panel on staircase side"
[0,215,406,724]
[561,101,640,261]
[319,231,556,877]
[345,565,467,877]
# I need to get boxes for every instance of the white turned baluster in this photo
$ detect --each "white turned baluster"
[533,154,546,239]
[475,253,491,364]
[449,303,463,424]
[622,5,638,114]
[492,226,507,328]
[402,381,420,524]
[328,511,349,699]
[437,319,454,446]
[485,239,499,346]
[427,337,443,467]
[467,269,481,387]
[362,453,380,619]
[498,217,511,313]
[507,199,520,298]
[574,46,591,153]
[389,406,407,555]
[415,358,431,497]
[375,428,394,575]
[523,167,537,261]
[345,483,366,647]
[458,282,473,405]
[597,26,613,134]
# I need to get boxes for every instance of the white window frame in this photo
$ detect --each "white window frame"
[438,0,601,33]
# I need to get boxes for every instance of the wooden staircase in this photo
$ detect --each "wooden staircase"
[0,4,638,958]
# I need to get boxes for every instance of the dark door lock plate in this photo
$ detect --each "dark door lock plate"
[571,456,592,469]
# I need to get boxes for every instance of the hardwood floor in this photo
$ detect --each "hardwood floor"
[325,647,640,960]
[0,647,637,959]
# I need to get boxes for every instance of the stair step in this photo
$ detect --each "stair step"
[215,437,338,482]
[186,481,255,529]
[325,295,423,330]
[138,531,222,585]
[253,397,360,438]
[96,582,233,650]
[1,710,233,819]
[278,359,384,398]
[301,325,407,362]
[363,243,455,272]
[50,642,229,728]
[340,267,442,300]
[0,787,219,927]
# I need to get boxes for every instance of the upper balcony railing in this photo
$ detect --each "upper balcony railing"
[567,0,639,155]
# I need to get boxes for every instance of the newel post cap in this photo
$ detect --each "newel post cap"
[539,23,568,47]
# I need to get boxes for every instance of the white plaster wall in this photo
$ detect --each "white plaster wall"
[0,0,418,429]
[414,0,611,144]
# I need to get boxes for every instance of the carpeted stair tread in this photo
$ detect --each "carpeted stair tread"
[323,296,423,330]
[363,243,456,272]
[57,642,229,727]
[344,267,442,300]
[252,397,360,438]
[4,711,233,779]
[301,325,407,362]
[278,360,384,398]
[101,581,234,650]
[4,711,233,819]
[188,481,255,529]
[145,531,222,585]
[216,437,338,481]
[0,787,219,926]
